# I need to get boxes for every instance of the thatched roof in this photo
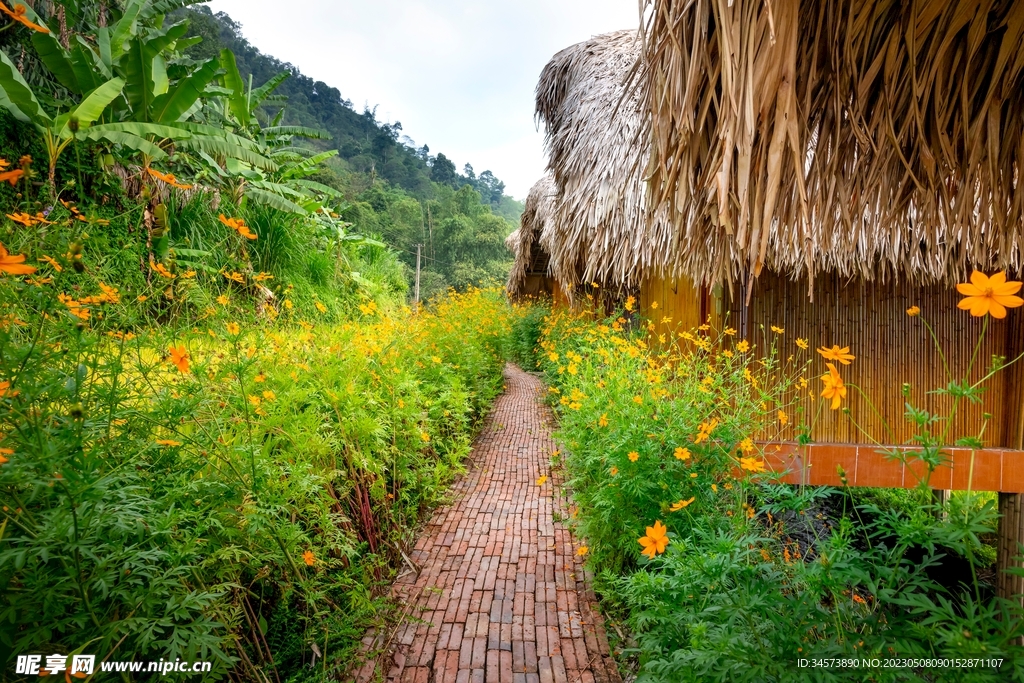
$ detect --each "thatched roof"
[640,0,1024,293]
[505,174,558,297]
[536,29,676,288]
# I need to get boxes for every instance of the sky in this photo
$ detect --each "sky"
[204,0,640,199]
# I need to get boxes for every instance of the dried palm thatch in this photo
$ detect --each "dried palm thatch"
[537,29,679,289]
[640,0,1024,295]
[506,174,558,297]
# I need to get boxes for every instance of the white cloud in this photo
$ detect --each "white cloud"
[204,0,639,198]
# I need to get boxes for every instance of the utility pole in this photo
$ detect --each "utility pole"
[414,243,421,314]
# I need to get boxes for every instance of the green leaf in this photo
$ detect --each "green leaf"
[31,33,81,94]
[78,130,167,160]
[68,78,126,130]
[110,0,144,60]
[151,58,220,123]
[290,179,345,199]
[262,125,332,141]
[83,122,192,140]
[250,72,289,109]
[177,136,277,171]
[218,49,250,126]
[121,23,188,118]
[0,50,50,125]
[245,187,308,215]
[70,38,102,92]
[97,26,113,72]
[280,150,338,180]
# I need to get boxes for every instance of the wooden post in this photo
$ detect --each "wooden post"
[997,492,1024,603]
[414,244,421,314]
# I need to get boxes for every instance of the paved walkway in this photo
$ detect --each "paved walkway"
[357,365,621,683]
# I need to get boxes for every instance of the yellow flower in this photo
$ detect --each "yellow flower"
[694,419,718,444]
[820,363,847,410]
[610,466,618,476]
[633,395,643,405]
[740,456,766,473]
[674,447,691,461]
[598,414,609,427]
[431,356,442,364]
[226,322,240,336]
[549,352,559,362]
[137,295,148,302]
[736,340,750,353]
[817,345,855,365]
[770,325,784,334]
[315,301,327,313]
[624,296,636,312]
[216,294,229,306]
[638,520,669,558]
[155,439,182,447]
[420,431,430,442]
[956,271,1023,319]
[628,451,639,462]
[778,410,789,426]
[669,498,695,512]
[711,484,718,492]
[254,374,266,383]
[906,305,920,317]
[576,546,588,556]
[262,391,276,401]
[738,437,755,454]
[650,301,658,310]
[222,271,245,284]
[724,327,737,336]
[796,338,808,350]
[536,475,548,486]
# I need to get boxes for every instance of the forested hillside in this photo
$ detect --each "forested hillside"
[177,7,522,298]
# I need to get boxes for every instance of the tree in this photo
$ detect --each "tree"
[430,153,457,186]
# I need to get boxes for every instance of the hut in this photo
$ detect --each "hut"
[505,175,563,301]
[532,3,1024,596]
[526,29,708,320]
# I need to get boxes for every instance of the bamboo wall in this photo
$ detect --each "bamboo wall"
[639,275,712,339]
[728,272,1021,448]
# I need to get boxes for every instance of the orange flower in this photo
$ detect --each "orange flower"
[576,546,588,556]
[168,345,190,374]
[669,497,695,512]
[536,475,548,486]
[638,520,669,559]
[820,363,846,410]
[150,261,175,279]
[303,550,316,566]
[694,418,718,444]
[6,212,36,226]
[219,214,257,240]
[795,338,809,350]
[39,255,62,272]
[216,295,230,306]
[628,451,639,462]
[674,447,691,461]
[817,345,855,365]
[147,168,193,190]
[609,466,618,476]
[226,322,240,336]
[906,305,921,317]
[956,271,1023,319]
[253,272,273,282]
[0,242,36,275]
[0,2,49,32]
[222,271,245,284]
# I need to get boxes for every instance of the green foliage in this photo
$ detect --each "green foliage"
[0,236,519,678]
[538,309,1024,682]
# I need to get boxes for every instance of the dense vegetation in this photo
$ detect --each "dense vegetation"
[529,295,1024,682]
[0,1,525,679]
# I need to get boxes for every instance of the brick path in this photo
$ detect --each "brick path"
[356,364,621,683]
